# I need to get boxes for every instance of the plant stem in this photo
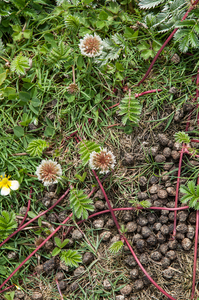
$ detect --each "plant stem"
[124,238,176,300]
[137,0,199,86]
[91,170,177,300]
[56,279,64,300]
[92,169,121,232]
[0,188,70,248]
[0,213,73,290]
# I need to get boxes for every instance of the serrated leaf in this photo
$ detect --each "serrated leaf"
[118,94,142,125]
[139,0,165,9]
[179,35,189,53]
[0,211,17,242]
[26,139,48,157]
[174,131,190,144]
[10,53,29,75]
[189,31,199,48]
[79,140,100,165]
[60,250,82,267]
[188,181,195,194]
[69,189,94,219]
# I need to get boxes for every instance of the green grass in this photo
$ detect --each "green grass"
[1,0,199,298]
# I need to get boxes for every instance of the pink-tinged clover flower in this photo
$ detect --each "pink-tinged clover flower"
[0,175,20,196]
[36,160,62,186]
[89,148,116,174]
[79,34,103,57]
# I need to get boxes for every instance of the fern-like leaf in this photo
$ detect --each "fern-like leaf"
[69,189,94,219]
[47,41,71,68]
[65,15,80,31]
[109,241,123,254]
[79,140,100,166]
[95,37,125,66]
[174,131,190,144]
[118,93,142,125]
[0,211,17,242]
[60,250,82,267]
[10,53,29,75]
[139,0,165,9]
[180,181,199,209]
[26,139,48,157]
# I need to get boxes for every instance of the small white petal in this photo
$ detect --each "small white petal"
[10,180,20,191]
[1,186,10,196]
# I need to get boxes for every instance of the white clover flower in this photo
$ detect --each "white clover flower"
[36,160,62,186]
[79,34,103,58]
[0,175,20,196]
[89,148,116,174]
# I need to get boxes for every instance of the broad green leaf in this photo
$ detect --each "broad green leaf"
[0,71,7,86]
[54,237,62,248]
[61,239,69,248]
[13,126,24,138]
[28,211,37,219]
[52,247,61,256]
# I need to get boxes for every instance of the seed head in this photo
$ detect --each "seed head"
[89,148,116,174]
[79,34,103,57]
[36,160,62,186]
[67,83,79,94]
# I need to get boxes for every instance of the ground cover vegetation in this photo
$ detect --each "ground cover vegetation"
[1,0,199,299]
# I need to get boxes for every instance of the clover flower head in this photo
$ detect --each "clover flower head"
[0,175,20,196]
[89,148,116,174]
[79,34,103,57]
[36,160,62,186]
[67,83,79,94]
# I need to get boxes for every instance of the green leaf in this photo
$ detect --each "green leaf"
[99,10,108,20]
[141,49,154,60]
[26,139,48,157]
[124,27,138,39]
[174,131,190,144]
[75,172,87,182]
[79,140,100,166]
[0,71,7,86]
[60,239,69,248]
[188,181,195,195]
[13,126,24,138]
[0,211,17,242]
[189,31,199,48]
[52,247,61,256]
[118,93,142,125]
[10,53,29,75]
[139,0,165,9]
[179,35,189,53]
[44,126,55,137]
[109,241,123,254]
[54,237,62,248]
[69,189,94,219]
[115,62,124,71]
[60,250,82,267]
[107,2,120,14]
[175,20,196,27]
[19,91,31,103]
[28,211,37,219]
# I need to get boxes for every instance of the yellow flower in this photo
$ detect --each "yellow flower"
[0,175,20,196]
